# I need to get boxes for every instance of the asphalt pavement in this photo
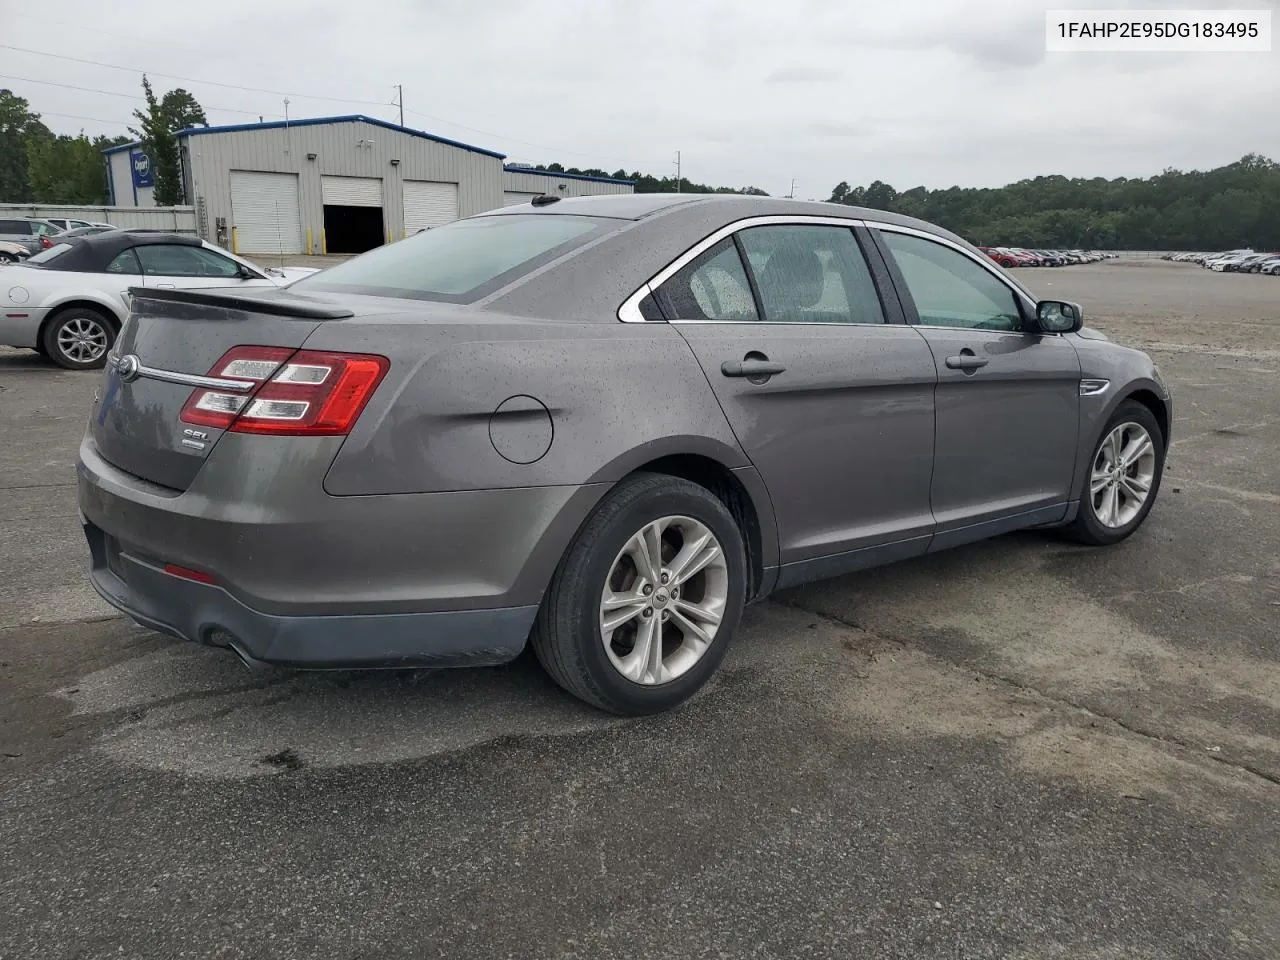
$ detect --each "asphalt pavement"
[1,261,1277,959]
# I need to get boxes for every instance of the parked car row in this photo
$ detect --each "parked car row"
[0,217,116,260]
[1163,249,1280,274]
[979,247,1113,268]
[0,229,319,368]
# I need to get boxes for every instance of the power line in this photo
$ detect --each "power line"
[0,74,280,119]
[0,44,392,107]
[33,110,131,126]
[6,12,303,77]
[4,42,656,172]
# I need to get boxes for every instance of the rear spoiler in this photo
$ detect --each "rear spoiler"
[126,286,354,320]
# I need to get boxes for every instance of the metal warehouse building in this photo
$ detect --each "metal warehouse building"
[104,115,634,256]
[501,166,634,206]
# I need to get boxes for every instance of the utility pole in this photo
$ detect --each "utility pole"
[396,85,404,126]
[787,178,796,199]
[674,150,681,193]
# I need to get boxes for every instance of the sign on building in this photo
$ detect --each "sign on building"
[131,150,153,188]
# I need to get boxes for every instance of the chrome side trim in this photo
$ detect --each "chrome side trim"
[107,353,255,392]
[1079,378,1111,397]
[617,214,867,322]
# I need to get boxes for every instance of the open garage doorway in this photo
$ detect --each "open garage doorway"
[321,176,384,254]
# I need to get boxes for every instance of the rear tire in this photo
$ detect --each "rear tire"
[531,472,747,715]
[41,307,115,370]
[1064,400,1164,546]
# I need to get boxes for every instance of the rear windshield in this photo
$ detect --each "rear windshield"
[26,243,73,265]
[292,214,609,303]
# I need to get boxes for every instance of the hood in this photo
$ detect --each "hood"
[1075,326,1111,342]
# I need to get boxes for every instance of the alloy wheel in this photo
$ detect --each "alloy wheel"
[599,515,728,685]
[1090,421,1157,528]
[56,316,109,365]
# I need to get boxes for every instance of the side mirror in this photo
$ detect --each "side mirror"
[1035,299,1083,334]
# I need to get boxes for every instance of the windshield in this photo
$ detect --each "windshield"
[25,243,73,265]
[292,214,609,303]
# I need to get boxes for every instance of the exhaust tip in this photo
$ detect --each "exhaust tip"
[209,629,272,673]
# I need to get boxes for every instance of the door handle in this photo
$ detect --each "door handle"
[154,282,176,289]
[945,354,988,371]
[721,358,786,378]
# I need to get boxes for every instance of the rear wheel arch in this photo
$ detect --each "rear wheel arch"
[631,453,771,602]
[38,299,124,344]
[39,300,123,369]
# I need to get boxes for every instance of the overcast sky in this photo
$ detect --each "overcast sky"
[2,0,1277,196]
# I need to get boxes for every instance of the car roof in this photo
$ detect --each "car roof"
[32,230,204,273]
[476,192,975,246]
[477,193,1022,321]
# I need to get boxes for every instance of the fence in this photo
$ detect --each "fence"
[0,203,197,234]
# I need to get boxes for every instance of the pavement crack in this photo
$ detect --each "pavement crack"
[775,598,1280,791]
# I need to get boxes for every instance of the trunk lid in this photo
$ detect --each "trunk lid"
[90,287,351,491]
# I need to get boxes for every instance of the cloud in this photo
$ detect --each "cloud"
[764,66,843,83]
[4,0,1277,199]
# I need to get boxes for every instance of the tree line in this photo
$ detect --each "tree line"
[7,75,1276,251]
[828,154,1280,251]
[0,79,206,207]
[525,163,769,197]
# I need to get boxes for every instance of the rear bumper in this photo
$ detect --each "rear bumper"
[84,519,536,668]
[0,306,49,349]
[77,431,610,667]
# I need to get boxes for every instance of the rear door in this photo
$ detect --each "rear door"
[872,227,1080,549]
[656,220,938,585]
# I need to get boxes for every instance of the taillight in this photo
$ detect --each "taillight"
[40,236,54,248]
[179,346,388,436]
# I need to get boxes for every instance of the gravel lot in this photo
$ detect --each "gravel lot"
[1,259,1277,959]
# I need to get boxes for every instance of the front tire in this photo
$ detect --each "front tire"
[1065,400,1164,546]
[531,472,747,715]
[42,307,115,370]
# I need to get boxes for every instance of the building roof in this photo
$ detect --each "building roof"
[504,165,634,186]
[102,141,141,156]
[172,114,506,159]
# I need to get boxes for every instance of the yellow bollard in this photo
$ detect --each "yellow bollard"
[306,227,313,256]
[320,229,327,255]
[230,226,238,254]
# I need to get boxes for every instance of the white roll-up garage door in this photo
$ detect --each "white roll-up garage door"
[321,176,383,207]
[503,191,539,207]
[229,171,302,255]
[403,181,460,234]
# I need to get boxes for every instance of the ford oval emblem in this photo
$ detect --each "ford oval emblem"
[112,354,141,382]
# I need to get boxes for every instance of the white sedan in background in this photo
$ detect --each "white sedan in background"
[0,230,319,369]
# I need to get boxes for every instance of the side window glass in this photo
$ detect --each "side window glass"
[737,226,885,324]
[881,232,1023,332]
[136,244,240,278]
[659,238,759,322]
[105,249,142,275]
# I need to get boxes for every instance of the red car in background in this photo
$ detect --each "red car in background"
[980,246,1022,268]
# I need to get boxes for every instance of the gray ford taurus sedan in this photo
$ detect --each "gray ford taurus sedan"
[78,194,1171,714]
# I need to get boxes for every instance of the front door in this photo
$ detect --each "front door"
[873,228,1081,549]
[654,223,938,586]
[135,243,266,289]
